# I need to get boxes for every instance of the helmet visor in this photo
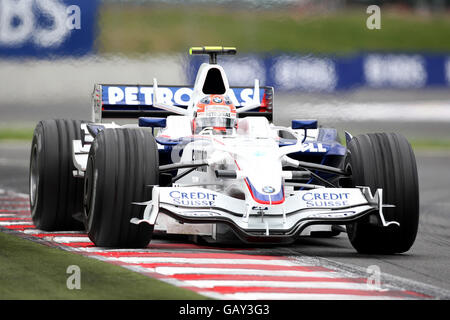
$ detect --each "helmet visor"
[196,105,236,130]
[195,116,236,129]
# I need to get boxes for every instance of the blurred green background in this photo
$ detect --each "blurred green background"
[97,0,450,55]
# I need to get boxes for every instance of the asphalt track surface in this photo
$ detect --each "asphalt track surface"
[0,92,449,299]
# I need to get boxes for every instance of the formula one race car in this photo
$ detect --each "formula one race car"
[29,46,419,253]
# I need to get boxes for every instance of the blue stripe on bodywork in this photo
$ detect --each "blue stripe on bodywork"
[245,178,284,204]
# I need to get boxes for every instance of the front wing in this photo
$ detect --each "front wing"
[131,186,398,244]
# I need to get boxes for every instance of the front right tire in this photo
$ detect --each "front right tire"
[29,119,85,231]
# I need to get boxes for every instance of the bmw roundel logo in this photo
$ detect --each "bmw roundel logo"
[263,186,275,193]
[213,97,223,103]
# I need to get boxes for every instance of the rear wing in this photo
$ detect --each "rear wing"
[92,84,273,122]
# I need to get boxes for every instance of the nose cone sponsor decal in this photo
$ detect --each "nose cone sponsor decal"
[169,190,217,207]
[301,192,351,207]
[262,186,275,194]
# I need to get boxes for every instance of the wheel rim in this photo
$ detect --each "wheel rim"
[29,144,39,211]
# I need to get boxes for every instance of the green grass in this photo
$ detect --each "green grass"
[0,231,207,299]
[410,139,450,151]
[98,5,450,55]
[0,128,34,141]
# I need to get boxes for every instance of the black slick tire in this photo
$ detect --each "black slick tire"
[345,132,419,254]
[83,128,159,248]
[29,119,85,231]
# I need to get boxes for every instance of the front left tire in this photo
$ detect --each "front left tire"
[344,132,420,254]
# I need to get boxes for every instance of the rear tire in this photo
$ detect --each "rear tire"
[29,119,85,231]
[345,133,419,254]
[83,128,159,248]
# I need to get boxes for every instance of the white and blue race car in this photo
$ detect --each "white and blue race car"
[29,46,419,253]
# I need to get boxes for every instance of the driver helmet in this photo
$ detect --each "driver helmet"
[194,94,237,134]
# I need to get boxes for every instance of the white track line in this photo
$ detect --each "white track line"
[183,280,369,290]
[149,267,341,278]
[23,229,85,235]
[109,257,308,266]
[1,193,29,199]
[0,221,32,226]
[52,236,91,243]
[0,213,26,217]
